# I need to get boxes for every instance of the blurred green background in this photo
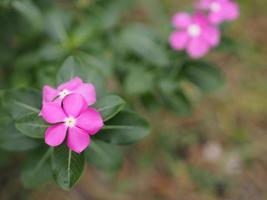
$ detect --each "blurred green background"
[0,0,267,199]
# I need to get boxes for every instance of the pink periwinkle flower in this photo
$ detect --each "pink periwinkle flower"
[43,77,96,106]
[196,0,239,24]
[170,12,220,58]
[41,93,103,153]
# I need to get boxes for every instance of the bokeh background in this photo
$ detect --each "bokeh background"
[0,0,267,199]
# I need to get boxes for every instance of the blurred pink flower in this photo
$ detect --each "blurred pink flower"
[42,77,96,106]
[170,12,220,58]
[196,0,239,24]
[41,93,103,153]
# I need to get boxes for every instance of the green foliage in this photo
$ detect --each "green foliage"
[0,0,234,192]
[0,57,150,190]
[57,55,106,97]
[86,140,123,172]
[93,95,126,121]
[118,24,169,67]
[51,145,85,190]
[21,147,53,188]
[0,121,40,151]
[3,88,41,119]
[97,110,150,145]
[15,114,48,139]
[182,61,225,92]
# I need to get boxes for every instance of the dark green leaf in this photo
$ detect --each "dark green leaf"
[21,147,53,188]
[160,90,192,116]
[0,121,40,151]
[183,61,224,91]
[97,0,134,30]
[86,140,123,172]
[12,0,43,31]
[51,145,85,190]
[96,110,150,145]
[57,55,106,97]
[94,95,125,121]
[3,88,41,119]
[15,114,48,139]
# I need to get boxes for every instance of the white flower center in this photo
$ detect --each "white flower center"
[188,24,201,37]
[59,89,71,99]
[210,2,221,12]
[64,117,76,128]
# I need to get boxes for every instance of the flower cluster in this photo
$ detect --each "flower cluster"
[40,77,104,153]
[170,0,239,58]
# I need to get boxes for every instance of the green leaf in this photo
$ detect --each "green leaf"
[3,88,41,119]
[51,145,85,190]
[94,95,125,121]
[119,24,169,67]
[12,0,43,31]
[124,68,155,96]
[96,110,150,145]
[160,90,192,116]
[45,9,71,43]
[57,55,106,97]
[21,147,53,188]
[0,121,40,151]
[183,61,224,92]
[86,140,123,172]
[15,114,48,139]
[97,0,134,30]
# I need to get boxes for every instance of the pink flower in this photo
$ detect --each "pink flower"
[170,12,220,58]
[42,77,96,106]
[41,93,104,153]
[196,0,239,24]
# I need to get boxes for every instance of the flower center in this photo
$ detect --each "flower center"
[59,89,71,99]
[210,2,221,12]
[64,117,76,128]
[188,24,201,37]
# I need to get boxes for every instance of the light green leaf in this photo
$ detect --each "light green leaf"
[15,114,48,139]
[124,68,155,96]
[51,145,85,190]
[119,24,169,67]
[97,110,150,145]
[86,140,123,172]
[94,95,125,121]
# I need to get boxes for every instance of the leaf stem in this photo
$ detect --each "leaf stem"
[67,149,72,186]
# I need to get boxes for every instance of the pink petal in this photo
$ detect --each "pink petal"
[202,26,220,46]
[194,12,209,27]
[169,31,188,50]
[41,102,66,123]
[73,83,96,106]
[76,108,104,135]
[172,12,192,29]
[209,10,225,24]
[195,0,212,8]
[67,127,90,153]
[57,77,83,91]
[45,124,67,147]
[187,37,210,59]
[62,94,87,117]
[43,85,58,102]
[224,2,239,21]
